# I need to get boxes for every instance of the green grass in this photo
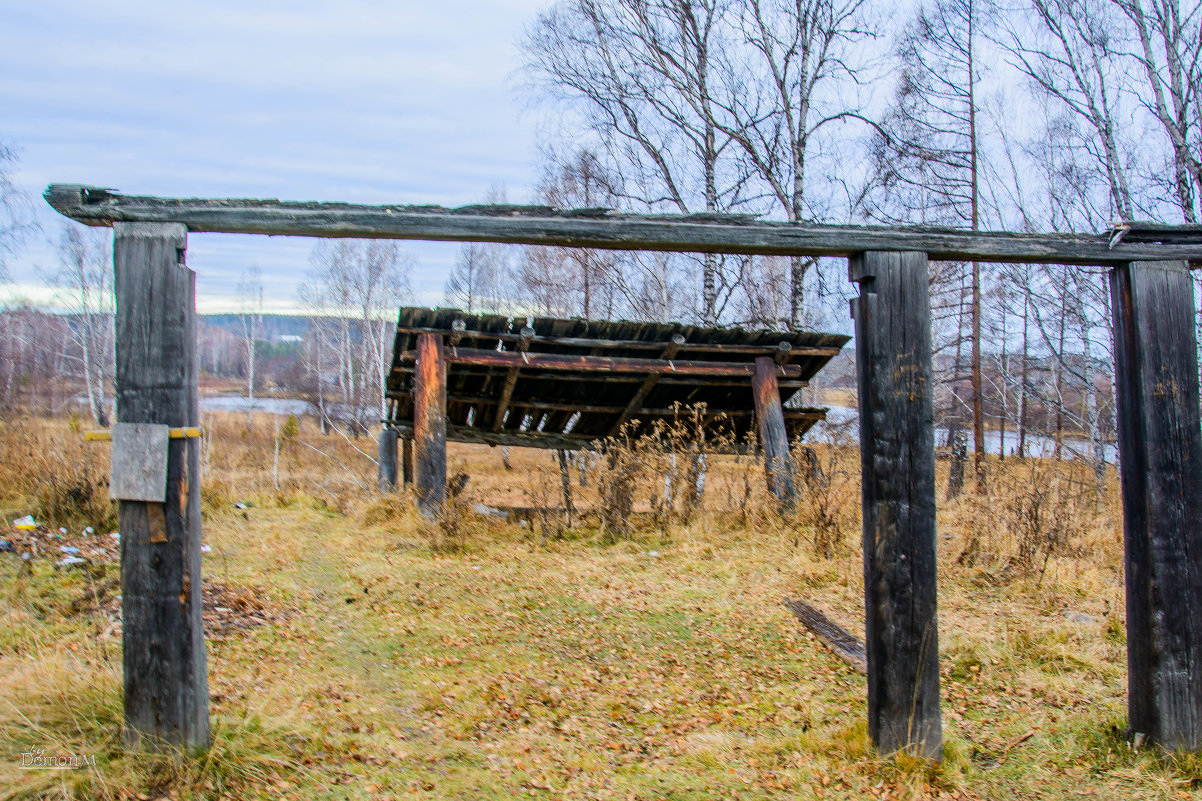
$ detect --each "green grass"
[1,416,1199,799]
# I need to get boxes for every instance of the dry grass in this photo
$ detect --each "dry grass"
[1,411,1199,799]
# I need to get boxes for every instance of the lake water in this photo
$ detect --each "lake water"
[810,405,1117,462]
[200,394,313,416]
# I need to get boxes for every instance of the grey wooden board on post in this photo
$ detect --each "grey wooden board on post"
[44,185,1202,267]
[1110,260,1202,750]
[850,250,942,760]
[113,222,209,751]
[109,422,170,502]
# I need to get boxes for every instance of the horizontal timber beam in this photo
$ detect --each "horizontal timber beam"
[397,347,805,378]
[45,185,1202,267]
[386,390,822,419]
[394,325,842,358]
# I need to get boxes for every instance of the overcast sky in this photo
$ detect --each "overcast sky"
[1,0,551,311]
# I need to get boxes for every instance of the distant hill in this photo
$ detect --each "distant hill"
[200,314,312,342]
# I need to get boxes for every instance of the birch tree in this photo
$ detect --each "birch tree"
[237,267,263,431]
[522,0,751,324]
[715,0,877,328]
[55,224,113,426]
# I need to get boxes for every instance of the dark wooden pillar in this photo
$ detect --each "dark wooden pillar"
[752,356,796,508]
[114,222,209,750]
[850,250,942,759]
[377,427,399,492]
[1110,259,1202,751]
[401,436,414,487]
[413,332,447,514]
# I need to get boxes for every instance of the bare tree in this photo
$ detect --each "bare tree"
[1113,0,1202,222]
[237,267,263,431]
[715,0,877,328]
[868,0,991,490]
[54,224,113,426]
[522,0,752,324]
[301,240,412,435]
[0,142,37,283]
[444,186,516,314]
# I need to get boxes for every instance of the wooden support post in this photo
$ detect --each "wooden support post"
[850,250,941,759]
[414,332,447,515]
[1110,260,1202,750]
[491,325,534,432]
[401,436,414,487]
[610,334,685,435]
[752,356,796,508]
[377,427,399,492]
[113,222,209,751]
[557,449,574,528]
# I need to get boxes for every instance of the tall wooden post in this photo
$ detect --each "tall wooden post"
[401,436,414,487]
[1110,260,1202,751]
[114,222,209,750]
[377,427,399,492]
[413,332,447,515]
[850,250,942,759]
[752,356,796,508]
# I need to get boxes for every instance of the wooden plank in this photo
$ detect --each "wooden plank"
[413,332,447,514]
[386,390,824,420]
[1110,260,1202,750]
[396,325,842,357]
[45,185,1202,266]
[377,427,398,492]
[113,222,209,751]
[399,347,805,378]
[784,598,868,674]
[850,250,942,759]
[753,356,796,508]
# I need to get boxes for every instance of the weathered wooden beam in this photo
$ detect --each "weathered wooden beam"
[784,598,868,674]
[753,356,796,508]
[490,326,533,432]
[413,332,447,515]
[609,334,685,435]
[386,390,824,420]
[399,347,805,378]
[401,436,414,487]
[1110,260,1202,751]
[113,222,209,751]
[377,427,398,492]
[396,324,843,358]
[45,185,1202,267]
[850,250,942,760]
[557,449,574,527]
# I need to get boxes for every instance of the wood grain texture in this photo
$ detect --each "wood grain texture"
[784,598,868,674]
[45,185,1202,267]
[113,222,209,751]
[1110,260,1202,750]
[850,250,942,760]
[753,356,796,508]
[402,348,805,378]
[377,428,399,492]
[413,332,447,514]
[401,436,414,487]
